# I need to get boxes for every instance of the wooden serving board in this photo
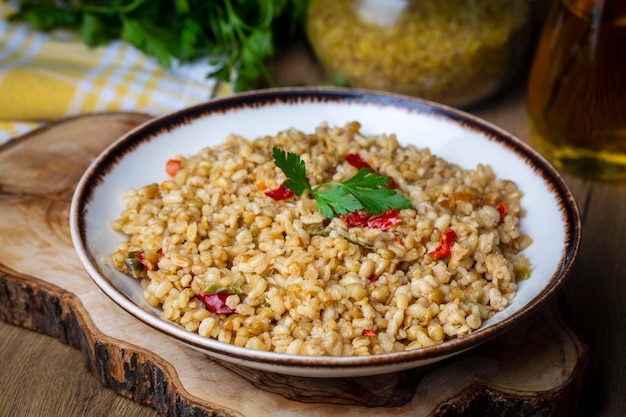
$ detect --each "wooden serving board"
[0,113,588,416]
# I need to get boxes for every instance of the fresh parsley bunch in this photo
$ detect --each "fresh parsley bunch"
[272,147,412,218]
[8,0,307,91]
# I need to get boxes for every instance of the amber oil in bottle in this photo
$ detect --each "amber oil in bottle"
[527,0,626,180]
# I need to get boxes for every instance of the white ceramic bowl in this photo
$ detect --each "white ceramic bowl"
[70,87,581,378]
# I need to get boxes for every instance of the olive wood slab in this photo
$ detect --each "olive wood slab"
[0,113,588,416]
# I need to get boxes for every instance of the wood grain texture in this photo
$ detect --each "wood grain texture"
[0,320,157,417]
[0,109,588,416]
[559,180,626,417]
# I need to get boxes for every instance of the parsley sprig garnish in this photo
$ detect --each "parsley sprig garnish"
[8,0,307,92]
[272,147,412,218]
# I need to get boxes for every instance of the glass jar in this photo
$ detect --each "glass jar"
[306,0,531,108]
[526,0,626,180]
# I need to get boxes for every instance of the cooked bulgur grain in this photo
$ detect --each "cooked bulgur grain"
[109,122,532,356]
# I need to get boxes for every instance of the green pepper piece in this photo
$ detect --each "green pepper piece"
[124,255,145,279]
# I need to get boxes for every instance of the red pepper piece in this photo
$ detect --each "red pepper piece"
[135,251,156,271]
[341,210,372,227]
[428,227,457,259]
[366,208,402,230]
[265,183,295,200]
[197,293,236,314]
[165,159,182,177]
[345,153,373,171]
[496,202,508,225]
[362,329,377,337]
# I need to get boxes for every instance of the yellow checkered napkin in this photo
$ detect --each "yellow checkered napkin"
[0,5,222,144]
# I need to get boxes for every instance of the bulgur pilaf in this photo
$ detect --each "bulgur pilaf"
[109,121,532,356]
[306,1,530,106]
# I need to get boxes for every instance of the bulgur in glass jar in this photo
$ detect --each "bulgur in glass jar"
[306,0,531,107]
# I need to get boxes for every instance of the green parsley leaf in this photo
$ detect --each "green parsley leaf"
[313,186,362,217]
[80,13,108,46]
[271,147,413,218]
[9,4,79,30]
[340,166,390,189]
[121,17,174,66]
[271,147,310,196]
[179,18,202,61]
[329,169,412,216]
[173,0,191,14]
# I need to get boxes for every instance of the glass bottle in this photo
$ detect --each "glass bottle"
[306,0,531,108]
[527,0,626,180]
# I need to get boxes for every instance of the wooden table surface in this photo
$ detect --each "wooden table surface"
[1,20,625,417]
